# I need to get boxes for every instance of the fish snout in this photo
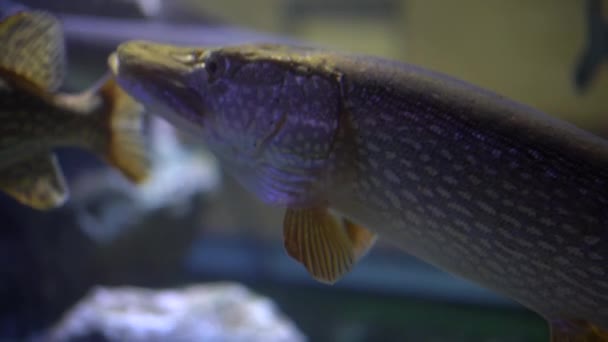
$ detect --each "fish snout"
[108,41,210,132]
[110,41,204,83]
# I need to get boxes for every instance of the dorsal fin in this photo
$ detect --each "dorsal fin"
[0,10,66,92]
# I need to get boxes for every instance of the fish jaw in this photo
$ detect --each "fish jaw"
[109,41,207,135]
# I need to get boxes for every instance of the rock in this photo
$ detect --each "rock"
[46,283,306,342]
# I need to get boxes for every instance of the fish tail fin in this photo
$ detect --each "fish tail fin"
[0,9,66,92]
[550,319,608,341]
[94,74,150,184]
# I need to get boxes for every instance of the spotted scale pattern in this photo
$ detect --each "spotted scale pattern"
[0,8,106,169]
[193,58,341,207]
[327,57,608,327]
[0,84,107,170]
[111,42,608,329]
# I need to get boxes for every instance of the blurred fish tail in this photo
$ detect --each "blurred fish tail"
[0,8,71,210]
[94,75,150,184]
[0,9,66,92]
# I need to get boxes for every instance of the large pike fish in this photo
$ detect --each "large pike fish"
[110,41,608,341]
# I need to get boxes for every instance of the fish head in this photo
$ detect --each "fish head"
[111,42,343,206]
[108,42,205,136]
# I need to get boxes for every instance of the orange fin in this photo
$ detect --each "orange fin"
[550,319,608,341]
[0,153,67,210]
[283,208,376,284]
[344,218,377,260]
[284,207,355,284]
[95,74,150,184]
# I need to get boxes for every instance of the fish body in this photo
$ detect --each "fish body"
[0,9,149,209]
[111,42,608,340]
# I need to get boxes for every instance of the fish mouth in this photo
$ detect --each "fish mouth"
[109,41,209,131]
[109,40,200,88]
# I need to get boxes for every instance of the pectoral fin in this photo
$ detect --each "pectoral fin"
[0,153,68,210]
[344,218,378,260]
[283,208,377,284]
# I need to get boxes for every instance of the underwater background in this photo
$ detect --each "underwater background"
[1,0,607,341]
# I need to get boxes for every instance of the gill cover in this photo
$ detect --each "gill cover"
[192,46,344,205]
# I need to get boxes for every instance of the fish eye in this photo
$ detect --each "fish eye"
[204,54,226,81]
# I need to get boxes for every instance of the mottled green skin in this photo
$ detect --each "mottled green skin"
[0,9,107,171]
[112,42,608,329]
[0,81,108,170]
